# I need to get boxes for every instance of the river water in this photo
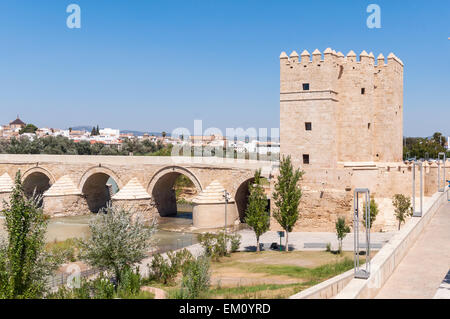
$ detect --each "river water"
[0,212,198,252]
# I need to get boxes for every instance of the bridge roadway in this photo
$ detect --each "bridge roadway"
[375,201,450,299]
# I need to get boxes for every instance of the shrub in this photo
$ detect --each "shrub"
[149,253,175,284]
[325,242,331,252]
[229,233,242,253]
[198,233,216,257]
[116,266,142,298]
[149,249,194,284]
[92,275,115,299]
[180,255,211,299]
[198,232,240,260]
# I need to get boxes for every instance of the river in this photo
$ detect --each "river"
[0,212,198,253]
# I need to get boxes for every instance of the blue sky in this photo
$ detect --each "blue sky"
[0,0,448,137]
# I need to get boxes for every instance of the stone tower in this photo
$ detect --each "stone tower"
[280,48,404,168]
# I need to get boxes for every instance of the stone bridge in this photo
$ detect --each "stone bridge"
[0,154,276,228]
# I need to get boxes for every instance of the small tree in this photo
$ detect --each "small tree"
[79,204,157,284]
[392,194,412,230]
[19,124,38,134]
[0,171,60,298]
[335,217,350,254]
[245,169,270,252]
[272,155,304,252]
[362,198,379,229]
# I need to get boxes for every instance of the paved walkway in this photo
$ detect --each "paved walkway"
[236,229,395,252]
[375,202,450,299]
[433,270,450,299]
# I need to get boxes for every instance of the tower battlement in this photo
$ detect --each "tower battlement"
[280,48,403,68]
[280,48,404,168]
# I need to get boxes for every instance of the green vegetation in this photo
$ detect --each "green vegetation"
[363,198,379,228]
[205,256,356,299]
[0,171,61,298]
[198,232,242,261]
[19,124,38,134]
[148,249,194,285]
[403,132,449,160]
[90,125,100,136]
[78,205,157,284]
[272,155,304,251]
[335,217,351,254]
[45,238,80,263]
[177,255,211,299]
[245,169,270,252]
[47,266,154,299]
[392,194,412,230]
[0,135,171,156]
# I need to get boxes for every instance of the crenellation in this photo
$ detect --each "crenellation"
[312,49,321,63]
[300,50,310,63]
[289,50,299,63]
[280,48,404,168]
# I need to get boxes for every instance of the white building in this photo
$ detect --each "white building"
[99,128,120,137]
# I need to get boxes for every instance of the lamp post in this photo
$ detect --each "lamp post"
[223,190,231,234]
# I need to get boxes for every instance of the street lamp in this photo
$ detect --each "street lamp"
[223,190,231,234]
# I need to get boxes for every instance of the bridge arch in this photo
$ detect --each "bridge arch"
[79,166,123,213]
[148,166,202,217]
[234,174,270,223]
[22,167,55,200]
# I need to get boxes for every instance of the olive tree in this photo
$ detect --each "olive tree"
[79,204,157,284]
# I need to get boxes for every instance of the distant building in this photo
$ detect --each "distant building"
[9,116,26,131]
[99,128,120,137]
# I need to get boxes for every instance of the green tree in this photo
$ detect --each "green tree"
[0,171,59,298]
[392,194,412,230]
[362,199,379,229]
[335,217,350,254]
[272,155,304,252]
[19,124,38,134]
[244,169,270,252]
[79,204,156,284]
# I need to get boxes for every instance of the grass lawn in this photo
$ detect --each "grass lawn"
[154,250,370,299]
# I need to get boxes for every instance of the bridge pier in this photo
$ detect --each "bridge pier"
[192,181,239,229]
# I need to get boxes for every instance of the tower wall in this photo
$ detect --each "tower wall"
[280,48,404,168]
[280,50,340,169]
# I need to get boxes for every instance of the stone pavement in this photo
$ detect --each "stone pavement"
[433,270,450,299]
[375,202,450,299]
[235,229,395,252]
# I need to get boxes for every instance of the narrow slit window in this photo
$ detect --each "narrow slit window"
[305,122,312,131]
[361,88,365,95]
[303,154,310,164]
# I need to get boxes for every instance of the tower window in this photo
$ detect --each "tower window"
[302,83,310,91]
[303,154,310,164]
[368,123,371,129]
[305,122,312,131]
[361,88,365,95]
